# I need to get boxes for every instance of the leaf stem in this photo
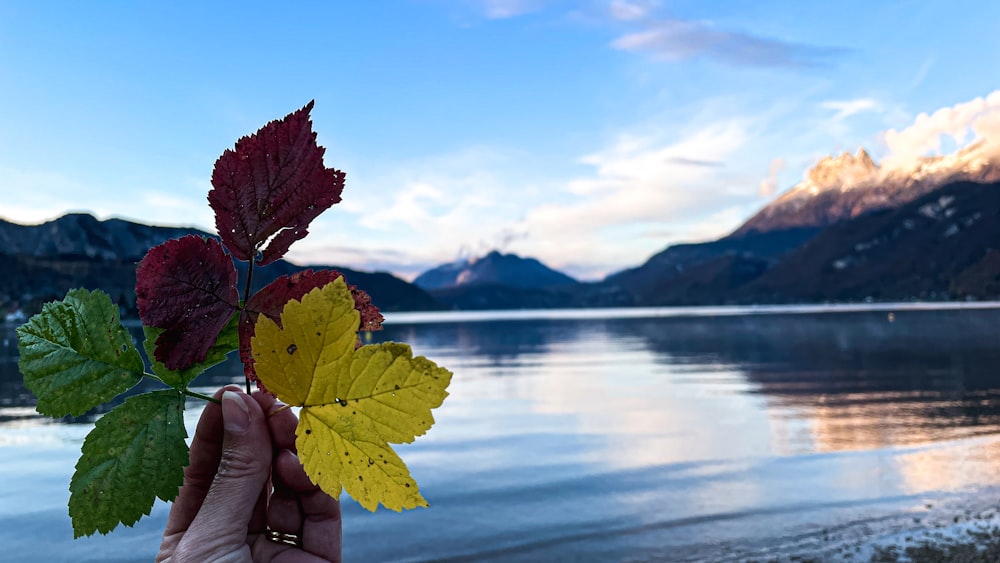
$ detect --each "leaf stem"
[144,371,221,403]
[143,371,166,385]
[242,259,256,394]
[268,403,294,417]
[183,389,222,404]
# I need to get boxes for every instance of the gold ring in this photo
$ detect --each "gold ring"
[266,528,303,547]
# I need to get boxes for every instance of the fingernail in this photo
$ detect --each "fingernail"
[222,390,250,434]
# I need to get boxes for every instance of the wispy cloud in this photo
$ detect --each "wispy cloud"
[911,57,935,89]
[611,18,843,69]
[511,120,761,278]
[288,116,764,281]
[473,0,549,19]
[286,145,547,276]
[462,1,842,70]
[758,157,786,197]
[0,167,212,229]
[821,98,881,120]
[608,0,658,21]
[286,244,433,280]
[664,156,725,167]
[0,167,93,224]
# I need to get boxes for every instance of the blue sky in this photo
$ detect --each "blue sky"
[2,1,1000,280]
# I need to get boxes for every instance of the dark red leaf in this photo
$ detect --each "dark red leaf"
[239,270,384,386]
[348,285,385,333]
[136,236,239,370]
[208,101,345,265]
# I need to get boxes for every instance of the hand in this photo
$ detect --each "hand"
[157,387,342,562]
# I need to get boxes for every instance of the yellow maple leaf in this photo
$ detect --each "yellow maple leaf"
[251,278,452,511]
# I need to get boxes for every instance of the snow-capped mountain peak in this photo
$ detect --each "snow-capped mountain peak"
[734,140,1000,236]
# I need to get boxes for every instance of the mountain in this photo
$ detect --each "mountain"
[605,227,819,305]
[607,179,1000,305]
[606,141,1000,306]
[735,180,1000,303]
[736,142,1000,236]
[0,214,442,315]
[414,250,577,290]
[0,213,202,260]
[409,251,625,310]
[8,137,1000,316]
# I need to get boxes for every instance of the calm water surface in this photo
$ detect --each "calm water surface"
[4,306,1000,561]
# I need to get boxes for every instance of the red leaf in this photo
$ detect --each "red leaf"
[208,101,345,265]
[136,236,239,370]
[239,270,384,386]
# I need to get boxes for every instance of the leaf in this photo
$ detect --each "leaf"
[251,278,451,511]
[69,390,188,537]
[135,235,239,371]
[144,312,239,389]
[208,101,345,265]
[16,289,144,417]
[238,269,383,386]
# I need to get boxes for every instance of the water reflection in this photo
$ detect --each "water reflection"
[617,310,1000,454]
[361,308,1000,560]
[7,309,1000,454]
[376,308,1000,456]
[6,308,1000,560]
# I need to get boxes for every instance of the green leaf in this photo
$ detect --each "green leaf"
[144,312,239,389]
[69,390,188,537]
[16,289,145,417]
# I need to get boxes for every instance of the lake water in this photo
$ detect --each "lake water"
[4,305,1000,561]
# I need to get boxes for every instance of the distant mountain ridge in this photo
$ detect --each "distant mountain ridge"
[606,227,819,305]
[604,137,1000,306]
[413,250,577,290]
[409,251,622,310]
[734,180,1000,303]
[7,137,1000,315]
[604,179,1000,305]
[0,213,442,315]
[736,141,1000,235]
[0,213,202,260]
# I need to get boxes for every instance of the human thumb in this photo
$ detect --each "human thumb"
[182,390,273,556]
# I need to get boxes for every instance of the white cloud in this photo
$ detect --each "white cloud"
[537,121,748,224]
[137,188,215,229]
[608,0,657,21]
[288,117,764,281]
[880,90,1000,170]
[610,18,841,68]
[0,165,214,231]
[758,157,786,197]
[772,90,1000,200]
[460,1,841,69]
[911,57,935,89]
[509,120,759,278]
[0,167,94,224]
[286,145,547,276]
[821,98,880,120]
[476,0,547,19]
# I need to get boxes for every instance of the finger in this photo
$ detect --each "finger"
[248,481,269,535]
[251,392,293,535]
[159,386,230,544]
[180,390,274,556]
[275,449,342,562]
[254,391,299,452]
[266,458,303,536]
